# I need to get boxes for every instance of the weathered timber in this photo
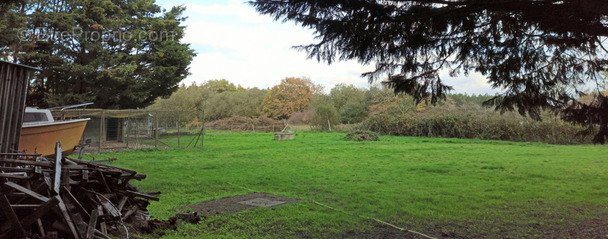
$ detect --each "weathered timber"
[53,142,62,194]
[19,196,60,226]
[62,186,91,220]
[56,196,81,239]
[0,194,27,237]
[85,208,99,239]
[4,181,50,202]
[0,151,159,239]
[96,194,121,219]
[0,158,53,167]
[119,190,160,201]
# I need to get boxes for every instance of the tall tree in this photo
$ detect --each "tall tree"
[1,0,195,109]
[250,0,608,142]
[202,79,246,93]
[262,77,323,119]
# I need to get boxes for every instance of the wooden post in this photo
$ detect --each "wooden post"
[327,120,332,131]
[54,141,62,194]
[86,208,99,239]
[177,113,181,148]
[99,110,104,153]
[135,117,140,148]
[154,111,159,149]
[200,111,205,149]
[125,110,130,148]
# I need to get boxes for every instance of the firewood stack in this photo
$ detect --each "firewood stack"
[0,142,160,239]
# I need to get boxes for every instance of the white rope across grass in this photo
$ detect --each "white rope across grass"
[310,201,437,239]
[226,182,437,239]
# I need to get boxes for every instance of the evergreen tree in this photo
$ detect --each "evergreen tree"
[250,0,608,142]
[1,0,195,109]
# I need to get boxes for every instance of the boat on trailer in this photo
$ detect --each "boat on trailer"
[19,107,90,156]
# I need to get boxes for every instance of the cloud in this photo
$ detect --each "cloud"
[168,0,500,94]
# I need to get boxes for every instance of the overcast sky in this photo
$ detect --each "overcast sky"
[155,0,500,94]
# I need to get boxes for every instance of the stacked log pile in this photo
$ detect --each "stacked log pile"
[0,142,159,239]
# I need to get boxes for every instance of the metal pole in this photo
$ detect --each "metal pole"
[177,113,181,148]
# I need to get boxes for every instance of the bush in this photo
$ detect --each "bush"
[339,102,368,124]
[205,116,285,132]
[362,108,591,144]
[344,130,379,141]
[287,110,315,125]
[310,104,340,131]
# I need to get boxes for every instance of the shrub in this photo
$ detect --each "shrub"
[310,104,340,131]
[205,116,285,132]
[287,110,315,125]
[339,102,368,124]
[362,109,591,144]
[344,130,379,141]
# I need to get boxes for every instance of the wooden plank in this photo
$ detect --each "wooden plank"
[10,204,41,209]
[56,196,81,239]
[98,171,112,193]
[97,206,107,235]
[35,156,44,174]
[54,141,62,194]
[82,169,89,181]
[12,180,49,205]
[117,196,129,212]
[61,187,90,220]
[119,190,160,201]
[0,158,53,167]
[96,194,121,218]
[65,157,135,174]
[0,152,42,156]
[0,173,31,179]
[121,205,138,221]
[0,167,34,172]
[62,164,89,170]
[0,194,26,237]
[85,208,99,239]
[19,196,60,226]
[37,219,46,238]
[3,181,50,202]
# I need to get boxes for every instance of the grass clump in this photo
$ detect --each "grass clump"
[344,130,379,141]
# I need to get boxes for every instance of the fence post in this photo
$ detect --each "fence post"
[154,111,159,149]
[177,113,181,148]
[125,111,130,148]
[201,120,205,149]
[99,110,104,153]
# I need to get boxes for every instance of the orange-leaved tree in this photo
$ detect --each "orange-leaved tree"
[262,77,323,119]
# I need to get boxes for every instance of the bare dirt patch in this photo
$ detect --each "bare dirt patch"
[178,192,301,217]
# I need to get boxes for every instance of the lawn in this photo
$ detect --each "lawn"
[92,131,608,238]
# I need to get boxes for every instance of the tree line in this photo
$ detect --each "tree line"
[147,77,595,144]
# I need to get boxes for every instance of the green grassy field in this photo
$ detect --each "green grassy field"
[93,131,608,238]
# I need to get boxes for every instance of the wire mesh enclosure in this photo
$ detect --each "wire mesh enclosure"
[51,109,287,153]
